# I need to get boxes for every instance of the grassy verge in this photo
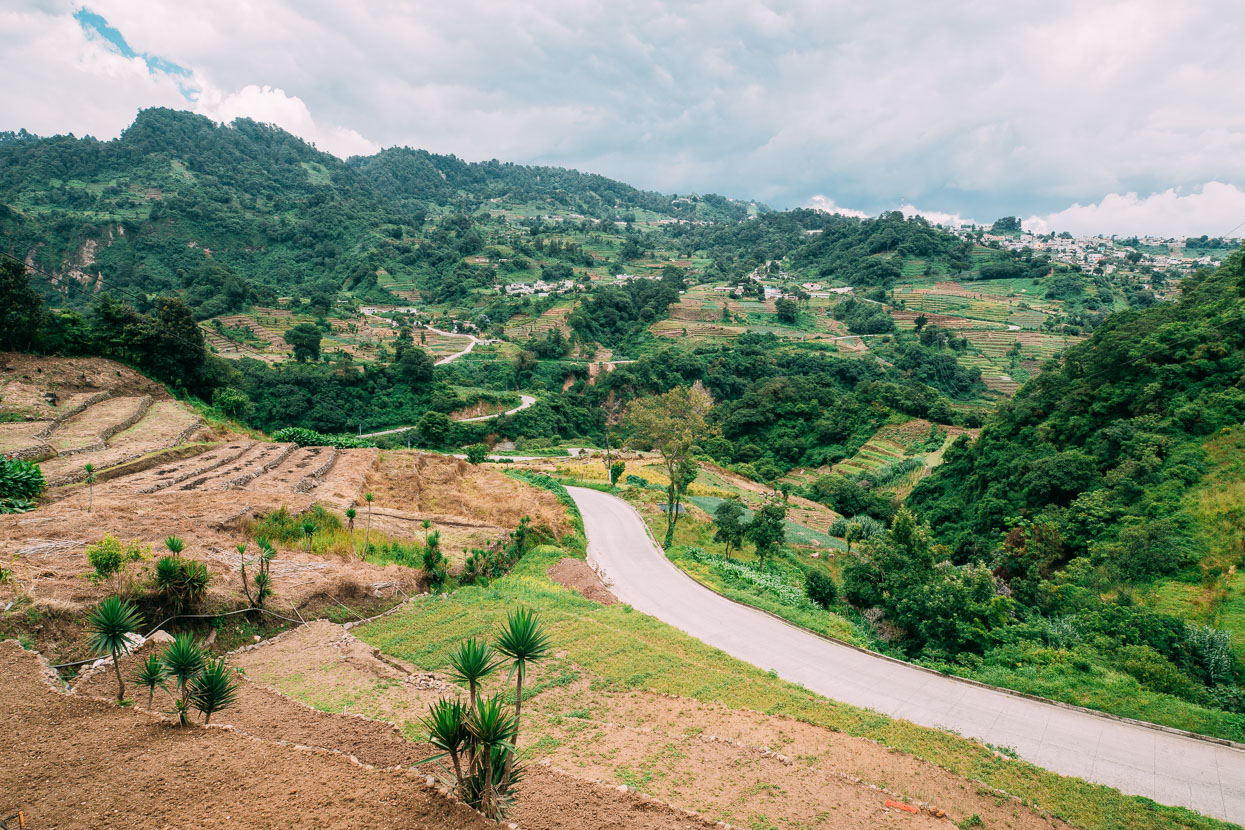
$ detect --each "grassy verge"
[355,545,1232,830]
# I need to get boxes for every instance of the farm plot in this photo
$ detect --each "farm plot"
[39,400,203,484]
[891,290,1015,324]
[504,304,575,341]
[45,395,151,454]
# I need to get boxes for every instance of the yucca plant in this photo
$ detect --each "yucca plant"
[164,535,185,556]
[86,596,144,701]
[84,463,96,513]
[494,607,550,785]
[162,632,204,726]
[363,492,375,554]
[345,508,357,559]
[239,539,275,609]
[301,519,315,554]
[421,698,471,786]
[133,652,168,709]
[189,657,239,725]
[155,555,210,615]
[447,638,501,709]
[463,694,517,819]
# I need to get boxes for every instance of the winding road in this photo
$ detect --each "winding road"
[359,395,536,438]
[567,486,1245,824]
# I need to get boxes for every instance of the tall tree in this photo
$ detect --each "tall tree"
[625,383,712,546]
[0,259,43,351]
[284,323,322,363]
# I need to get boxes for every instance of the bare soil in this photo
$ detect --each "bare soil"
[0,640,494,830]
[11,634,724,830]
[233,621,1069,830]
[363,452,570,554]
[547,557,617,605]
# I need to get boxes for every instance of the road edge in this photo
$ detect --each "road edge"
[574,486,1245,754]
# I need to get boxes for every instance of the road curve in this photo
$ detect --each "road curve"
[359,395,537,438]
[427,327,481,365]
[567,486,1245,824]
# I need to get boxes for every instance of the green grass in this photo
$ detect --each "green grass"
[355,545,1233,830]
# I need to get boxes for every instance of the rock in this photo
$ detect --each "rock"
[149,630,175,645]
[617,784,628,793]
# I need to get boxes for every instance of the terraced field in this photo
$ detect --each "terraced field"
[39,400,203,484]
[503,304,574,341]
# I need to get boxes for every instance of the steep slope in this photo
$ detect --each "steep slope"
[911,250,1245,563]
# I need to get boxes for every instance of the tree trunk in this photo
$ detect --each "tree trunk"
[112,647,125,702]
[503,666,523,786]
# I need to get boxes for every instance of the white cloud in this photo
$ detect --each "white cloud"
[1025,182,1245,238]
[805,195,869,219]
[194,85,379,158]
[2,0,1244,233]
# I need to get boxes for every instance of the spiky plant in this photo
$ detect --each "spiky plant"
[345,507,357,559]
[494,608,550,786]
[86,596,144,701]
[133,652,168,709]
[238,542,254,606]
[164,535,185,556]
[463,694,517,819]
[421,518,432,546]
[83,463,96,513]
[301,519,315,554]
[189,657,239,725]
[162,632,204,726]
[363,493,375,554]
[421,698,470,787]
[447,638,501,709]
[155,555,210,615]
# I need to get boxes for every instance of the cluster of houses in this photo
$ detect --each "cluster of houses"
[962,230,1227,274]
[502,279,576,296]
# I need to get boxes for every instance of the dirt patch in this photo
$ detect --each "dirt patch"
[548,557,617,605]
[237,620,1069,830]
[0,640,493,830]
[0,352,169,421]
[43,631,724,830]
[363,451,570,551]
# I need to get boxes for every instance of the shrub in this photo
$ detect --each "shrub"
[189,657,240,725]
[464,443,490,465]
[272,426,372,449]
[86,535,148,581]
[154,556,211,615]
[805,569,838,608]
[0,457,45,513]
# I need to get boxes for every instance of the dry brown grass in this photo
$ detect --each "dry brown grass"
[364,451,570,537]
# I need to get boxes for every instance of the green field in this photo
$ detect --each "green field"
[355,544,1233,830]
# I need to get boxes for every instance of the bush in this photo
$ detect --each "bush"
[154,556,211,615]
[272,426,372,449]
[0,456,45,513]
[86,535,148,581]
[805,569,838,608]
[464,443,490,465]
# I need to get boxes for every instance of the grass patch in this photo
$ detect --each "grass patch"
[355,546,1232,830]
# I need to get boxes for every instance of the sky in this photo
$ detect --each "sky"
[3,0,1244,237]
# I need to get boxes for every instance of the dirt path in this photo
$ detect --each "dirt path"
[568,486,1245,824]
[426,326,481,365]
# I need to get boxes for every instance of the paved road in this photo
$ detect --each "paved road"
[359,395,537,438]
[567,486,1245,824]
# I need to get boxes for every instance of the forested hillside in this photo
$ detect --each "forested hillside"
[0,109,754,316]
[912,250,1245,563]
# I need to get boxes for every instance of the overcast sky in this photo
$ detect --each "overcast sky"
[3,0,1244,237]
